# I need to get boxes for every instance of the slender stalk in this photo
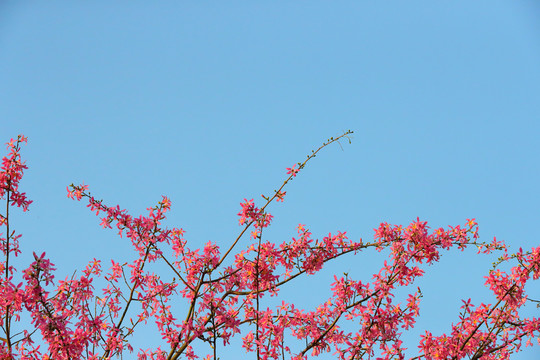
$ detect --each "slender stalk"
[255,229,263,360]
[4,188,9,280]
[4,187,12,353]
[212,304,217,360]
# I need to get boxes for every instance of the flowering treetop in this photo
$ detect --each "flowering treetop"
[0,132,539,360]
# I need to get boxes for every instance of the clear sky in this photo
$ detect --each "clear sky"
[1,2,540,359]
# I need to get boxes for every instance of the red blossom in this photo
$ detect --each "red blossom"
[286,165,299,177]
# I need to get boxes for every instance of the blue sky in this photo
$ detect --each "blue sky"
[1,2,540,359]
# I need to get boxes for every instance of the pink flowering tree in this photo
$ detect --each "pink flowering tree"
[1,132,539,360]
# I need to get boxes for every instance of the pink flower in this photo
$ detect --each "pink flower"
[286,164,299,177]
